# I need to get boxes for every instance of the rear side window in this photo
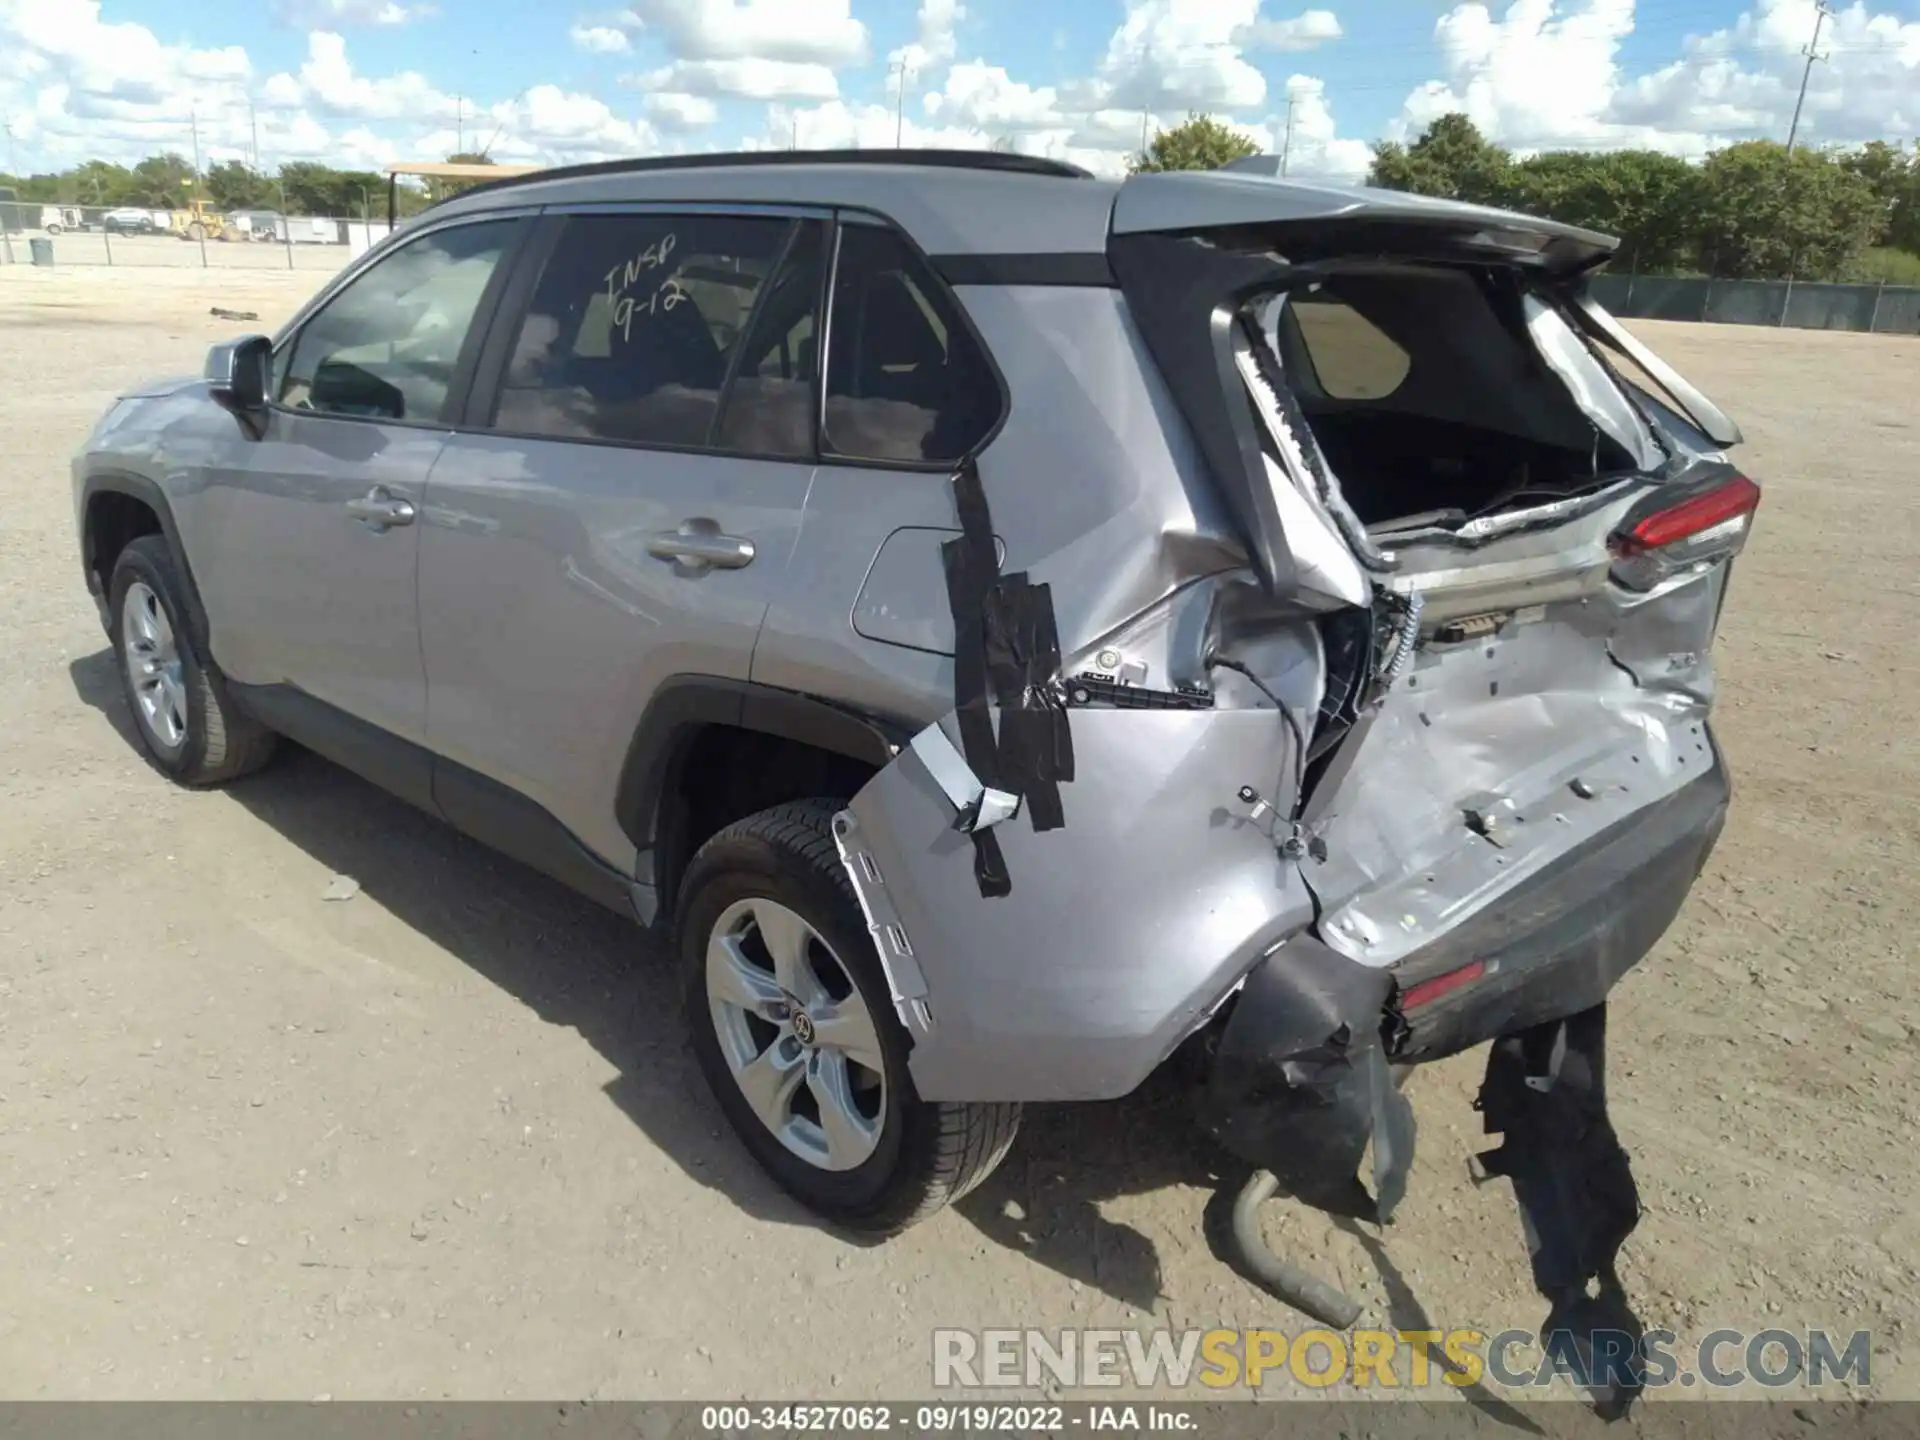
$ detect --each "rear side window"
[492,212,799,450]
[1282,296,1411,401]
[823,225,1001,465]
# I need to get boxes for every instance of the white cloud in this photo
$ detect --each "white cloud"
[1393,0,1917,155]
[1235,9,1343,51]
[890,0,966,77]
[643,91,719,128]
[283,0,430,24]
[1271,73,1371,177]
[619,0,868,66]
[1608,0,1919,149]
[925,61,1060,132]
[264,31,460,125]
[0,0,255,165]
[570,23,632,54]
[636,57,841,100]
[1395,0,1637,151]
[1074,0,1270,113]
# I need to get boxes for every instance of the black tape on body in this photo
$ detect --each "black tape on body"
[938,460,1075,896]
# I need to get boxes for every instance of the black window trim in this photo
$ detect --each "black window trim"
[463,202,838,467]
[266,211,536,435]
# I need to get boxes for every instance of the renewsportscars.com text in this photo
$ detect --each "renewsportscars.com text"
[932,1327,1872,1392]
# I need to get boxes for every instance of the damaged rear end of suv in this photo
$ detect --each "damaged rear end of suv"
[829,168,1756,1411]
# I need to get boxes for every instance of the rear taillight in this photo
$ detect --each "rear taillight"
[1609,474,1761,591]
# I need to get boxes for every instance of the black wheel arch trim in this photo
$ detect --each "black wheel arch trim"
[615,675,912,890]
[79,471,213,651]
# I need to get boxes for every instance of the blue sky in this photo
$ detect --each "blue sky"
[2,0,1916,182]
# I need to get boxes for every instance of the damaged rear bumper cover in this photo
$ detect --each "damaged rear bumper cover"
[1199,754,1729,1215]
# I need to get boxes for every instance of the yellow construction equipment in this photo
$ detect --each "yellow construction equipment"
[169,198,230,243]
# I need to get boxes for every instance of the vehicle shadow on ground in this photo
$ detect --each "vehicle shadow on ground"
[70,647,1487,1352]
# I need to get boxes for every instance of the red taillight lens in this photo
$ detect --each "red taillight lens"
[1399,959,1487,1011]
[1610,475,1760,591]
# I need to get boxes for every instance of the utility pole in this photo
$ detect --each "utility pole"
[190,106,202,181]
[1784,1,1832,156]
[890,60,910,147]
[1279,96,1298,177]
[2,113,17,177]
[249,99,260,171]
[456,95,466,155]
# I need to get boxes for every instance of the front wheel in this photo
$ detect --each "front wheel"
[185,222,205,242]
[678,799,1020,1235]
[107,536,277,786]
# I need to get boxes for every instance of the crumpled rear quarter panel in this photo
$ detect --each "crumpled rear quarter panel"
[843,707,1316,1103]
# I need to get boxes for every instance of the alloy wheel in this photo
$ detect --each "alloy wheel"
[706,896,887,1172]
[121,580,188,753]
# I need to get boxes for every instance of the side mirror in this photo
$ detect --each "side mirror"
[205,335,272,419]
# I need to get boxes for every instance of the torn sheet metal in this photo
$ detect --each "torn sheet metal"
[1476,1003,1646,1419]
[845,704,1317,1102]
[1198,935,1415,1223]
[1304,499,1723,970]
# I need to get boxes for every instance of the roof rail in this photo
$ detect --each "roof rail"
[422,147,1094,214]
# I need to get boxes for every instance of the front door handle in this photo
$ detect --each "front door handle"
[346,486,416,532]
[646,519,755,571]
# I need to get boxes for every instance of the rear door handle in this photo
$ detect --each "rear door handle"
[646,520,755,571]
[345,485,416,532]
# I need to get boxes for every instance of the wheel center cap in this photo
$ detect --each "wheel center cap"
[790,1009,818,1047]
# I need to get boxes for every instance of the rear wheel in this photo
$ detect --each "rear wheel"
[107,536,276,786]
[186,222,205,242]
[679,799,1020,1234]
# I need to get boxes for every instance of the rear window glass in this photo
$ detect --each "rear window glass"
[1285,297,1411,400]
[823,225,1001,465]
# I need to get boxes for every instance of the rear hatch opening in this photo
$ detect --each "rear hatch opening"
[1253,263,1671,547]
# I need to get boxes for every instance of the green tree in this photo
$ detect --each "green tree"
[1130,113,1258,174]
[1504,149,1700,273]
[278,161,386,217]
[1839,139,1919,253]
[1367,113,1511,205]
[205,160,278,212]
[129,152,197,207]
[1694,140,1882,279]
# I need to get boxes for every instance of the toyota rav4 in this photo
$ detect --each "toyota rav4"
[74,151,1756,1401]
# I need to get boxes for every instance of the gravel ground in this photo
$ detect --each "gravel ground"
[2,265,1916,1406]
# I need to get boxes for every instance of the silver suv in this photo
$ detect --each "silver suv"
[74,150,1755,1375]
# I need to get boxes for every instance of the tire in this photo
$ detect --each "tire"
[107,535,277,787]
[46,223,62,235]
[678,798,1020,1235]
[186,223,205,242]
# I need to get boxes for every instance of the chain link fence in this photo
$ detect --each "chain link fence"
[11,202,1919,335]
[1588,272,1920,334]
[0,201,389,272]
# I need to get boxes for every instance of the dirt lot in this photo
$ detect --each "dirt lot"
[2,264,1916,1405]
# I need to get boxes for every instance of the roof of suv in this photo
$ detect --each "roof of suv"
[421,148,1618,265]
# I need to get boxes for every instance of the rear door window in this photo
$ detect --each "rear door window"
[490,212,799,450]
[823,224,1001,465]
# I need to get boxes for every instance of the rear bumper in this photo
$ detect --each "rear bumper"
[1389,748,1730,1062]
[1198,750,1729,1201]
